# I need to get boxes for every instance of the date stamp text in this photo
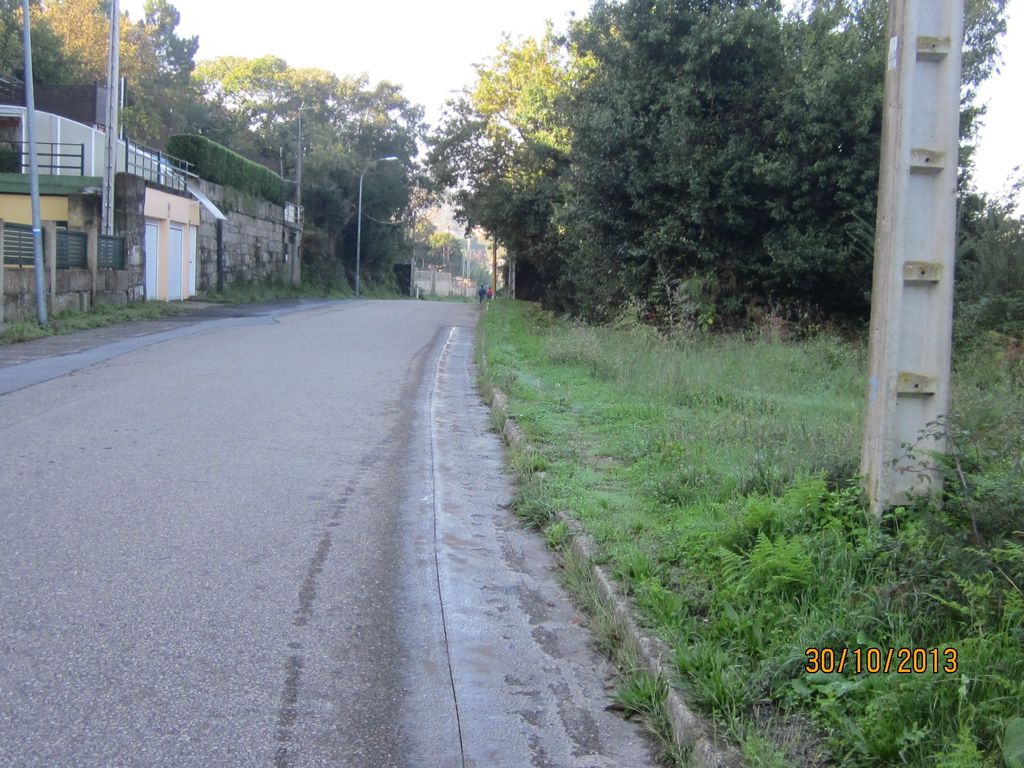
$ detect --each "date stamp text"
[804,647,958,674]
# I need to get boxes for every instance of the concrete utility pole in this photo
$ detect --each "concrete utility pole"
[21,0,47,325]
[861,0,964,515]
[102,0,120,236]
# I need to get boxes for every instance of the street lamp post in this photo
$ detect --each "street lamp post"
[355,155,398,297]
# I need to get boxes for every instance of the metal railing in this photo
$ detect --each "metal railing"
[284,202,303,225]
[125,141,197,192]
[0,141,86,175]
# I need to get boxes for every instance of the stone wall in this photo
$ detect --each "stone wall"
[2,264,130,322]
[195,179,300,292]
[114,173,147,301]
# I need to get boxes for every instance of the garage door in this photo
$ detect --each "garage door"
[145,221,159,299]
[167,225,183,301]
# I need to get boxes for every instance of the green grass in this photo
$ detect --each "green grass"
[479,299,1024,767]
[0,301,186,345]
[200,279,352,303]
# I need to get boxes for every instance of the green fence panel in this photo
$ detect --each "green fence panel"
[98,235,126,270]
[56,230,88,269]
[2,222,35,266]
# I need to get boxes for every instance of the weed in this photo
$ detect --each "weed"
[544,519,569,551]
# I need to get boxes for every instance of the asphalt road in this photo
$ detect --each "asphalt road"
[0,300,656,767]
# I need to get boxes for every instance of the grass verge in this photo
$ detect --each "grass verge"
[0,301,186,345]
[199,279,351,303]
[478,299,1024,767]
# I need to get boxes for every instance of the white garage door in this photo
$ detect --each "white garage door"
[167,225,184,301]
[145,221,159,300]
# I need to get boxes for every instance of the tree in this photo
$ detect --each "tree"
[431,0,1011,325]
[559,0,787,321]
[195,57,425,288]
[0,0,76,84]
[427,230,462,271]
[134,0,199,139]
[28,0,198,142]
[428,29,576,303]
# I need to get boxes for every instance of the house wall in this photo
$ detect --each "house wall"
[0,194,68,223]
[0,107,301,313]
[143,187,200,301]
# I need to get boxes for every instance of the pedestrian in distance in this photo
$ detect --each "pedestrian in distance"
[478,284,487,303]
[486,286,494,300]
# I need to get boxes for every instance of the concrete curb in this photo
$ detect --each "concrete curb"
[486,387,744,768]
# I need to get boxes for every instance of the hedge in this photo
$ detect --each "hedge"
[167,134,289,205]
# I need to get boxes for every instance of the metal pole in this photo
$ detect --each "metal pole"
[860,0,963,515]
[355,168,364,298]
[102,0,120,236]
[21,0,47,325]
[354,156,397,298]
[296,109,302,211]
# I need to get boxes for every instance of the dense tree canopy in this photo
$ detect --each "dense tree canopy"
[2,0,1013,306]
[4,0,198,139]
[192,57,424,286]
[430,0,1012,325]
[428,30,576,301]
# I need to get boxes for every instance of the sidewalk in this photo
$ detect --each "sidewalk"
[0,299,344,396]
[0,299,334,369]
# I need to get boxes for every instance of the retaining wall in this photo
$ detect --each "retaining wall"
[195,179,301,291]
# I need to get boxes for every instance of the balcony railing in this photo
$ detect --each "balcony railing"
[125,141,197,192]
[0,141,85,175]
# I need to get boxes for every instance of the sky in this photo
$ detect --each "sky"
[122,0,1021,202]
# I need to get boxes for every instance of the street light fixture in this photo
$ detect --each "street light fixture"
[355,155,399,297]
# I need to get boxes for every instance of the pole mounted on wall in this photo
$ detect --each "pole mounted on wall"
[21,0,47,326]
[101,0,120,236]
[861,0,964,515]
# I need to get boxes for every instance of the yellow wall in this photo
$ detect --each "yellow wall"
[144,188,200,227]
[0,194,69,224]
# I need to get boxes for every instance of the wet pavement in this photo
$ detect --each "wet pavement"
[0,300,657,767]
[423,326,656,766]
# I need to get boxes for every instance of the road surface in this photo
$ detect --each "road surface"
[0,300,656,767]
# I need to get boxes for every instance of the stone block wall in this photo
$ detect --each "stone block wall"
[195,179,300,292]
[114,173,147,301]
[2,264,129,321]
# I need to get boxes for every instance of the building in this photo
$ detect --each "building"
[1,82,302,323]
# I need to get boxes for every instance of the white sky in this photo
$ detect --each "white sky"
[122,0,1021,201]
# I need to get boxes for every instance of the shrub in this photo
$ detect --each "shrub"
[167,134,289,205]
